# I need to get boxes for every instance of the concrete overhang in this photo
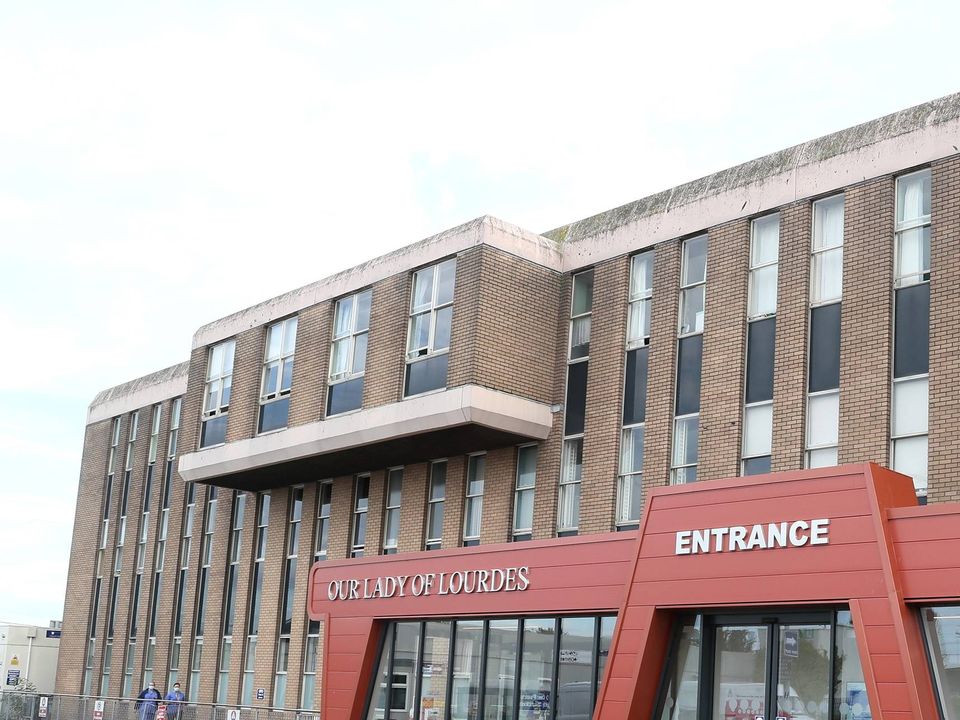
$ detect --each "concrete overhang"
[178,384,554,491]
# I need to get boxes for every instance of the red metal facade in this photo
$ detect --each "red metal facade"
[308,464,960,719]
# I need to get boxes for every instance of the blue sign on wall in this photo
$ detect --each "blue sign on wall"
[46,630,61,639]
[6,670,20,686]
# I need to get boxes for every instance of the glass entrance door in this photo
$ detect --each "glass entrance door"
[710,615,831,720]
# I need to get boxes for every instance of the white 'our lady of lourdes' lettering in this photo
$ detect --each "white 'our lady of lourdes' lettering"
[675,519,830,555]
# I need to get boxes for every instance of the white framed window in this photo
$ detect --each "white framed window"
[188,637,202,701]
[891,375,929,495]
[627,252,654,348]
[108,416,121,475]
[382,469,402,554]
[407,259,456,361]
[748,214,779,319]
[569,270,594,359]
[330,289,372,381]
[463,454,485,546]
[259,316,298,433]
[147,404,162,465]
[806,390,839,468]
[671,414,699,484]
[895,169,931,288]
[742,401,773,471]
[315,481,332,561]
[679,235,707,336]
[351,475,369,558]
[513,445,537,541]
[425,461,446,550]
[617,424,644,526]
[167,397,182,460]
[201,339,236,447]
[811,196,844,305]
[125,410,139,471]
[274,636,290,708]
[558,437,583,534]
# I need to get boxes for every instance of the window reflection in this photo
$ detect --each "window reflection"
[923,606,960,720]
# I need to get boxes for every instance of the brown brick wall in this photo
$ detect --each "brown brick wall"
[643,239,680,491]
[226,326,266,443]
[363,274,409,409]
[580,257,629,533]
[699,220,750,480]
[838,177,895,465]
[398,463,427,553]
[447,249,481,389]
[771,202,812,472]
[479,448,516,545]
[441,456,466,550]
[289,303,331,426]
[364,470,387,556]
[929,154,960,503]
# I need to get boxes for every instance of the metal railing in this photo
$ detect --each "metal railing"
[0,693,319,720]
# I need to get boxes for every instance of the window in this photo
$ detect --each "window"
[108,416,121,476]
[328,289,372,415]
[922,606,960,718]
[281,487,302,635]
[242,492,270,705]
[201,339,236,447]
[513,445,537,541]
[218,491,246,701]
[743,215,779,475]
[425,461,446,550]
[558,438,583,535]
[679,235,707,336]
[569,270,594,359]
[302,619,321,710]
[627,252,654,347]
[167,637,180,690]
[405,258,456,396]
[806,299,841,468]
[259,316,298,433]
[673,236,707,484]
[382,469,402,555]
[167,397,182,460]
[351,476,369,558]
[315,481,332,561]
[892,170,931,497]
[188,638,202,702]
[147,403,161,465]
[463,454,485,546]
[811,196,844,305]
[621,249,651,526]
[274,636,290,707]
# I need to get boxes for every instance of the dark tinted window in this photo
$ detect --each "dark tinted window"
[623,347,649,425]
[258,396,290,433]
[746,318,776,404]
[328,377,364,416]
[743,456,772,476]
[675,335,703,416]
[894,283,929,378]
[809,303,841,392]
[405,354,448,397]
[200,414,227,447]
[565,361,588,436]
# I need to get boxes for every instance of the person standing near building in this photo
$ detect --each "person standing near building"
[164,682,185,720]
[135,682,162,720]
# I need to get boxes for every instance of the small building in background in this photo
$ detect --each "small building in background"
[0,622,62,695]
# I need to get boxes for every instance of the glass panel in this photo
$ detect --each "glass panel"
[682,235,708,286]
[570,316,591,359]
[745,318,776,404]
[627,297,651,344]
[777,624,830,720]
[751,214,780,266]
[200,415,228,447]
[328,377,364,416]
[259,396,290,433]
[221,373,232,406]
[659,617,701,720]
[572,271,594,316]
[430,464,447,501]
[713,625,768,720]
[618,472,643,525]
[897,170,931,225]
[436,259,457,306]
[558,483,581,533]
[675,335,703,415]
[836,610,871,720]
[405,354,449,396]
[630,252,654,299]
[565,361,588,436]
[412,267,435,312]
[484,619,518,720]
[809,303,841,393]
[893,435,928,494]
[392,623,421,720]
[434,305,453,351]
[266,322,283,360]
[331,337,352,381]
[742,456,771,476]
[598,615,615,683]
[620,425,645,476]
[814,196,844,251]
[209,344,224,380]
[282,317,298,355]
[897,226,931,284]
[743,403,773,458]
[557,617,595,720]
[673,416,699,469]
[895,283,930,378]
[517,446,537,490]
[452,620,483,720]
[356,290,372,331]
[811,247,843,304]
[353,333,369,374]
[514,489,534,536]
[893,377,929,436]
[808,446,838,469]
[334,296,354,338]
[367,625,394,720]
[807,393,839,448]
[749,264,778,318]
[679,285,705,335]
[409,312,431,353]
[623,347,649,425]
[420,621,451,720]
[519,619,556,720]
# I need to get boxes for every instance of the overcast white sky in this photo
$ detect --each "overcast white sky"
[1,1,959,626]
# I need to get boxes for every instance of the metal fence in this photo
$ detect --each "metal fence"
[0,694,319,720]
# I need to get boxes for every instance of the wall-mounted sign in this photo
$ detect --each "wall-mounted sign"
[46,630,61,639]
[326,565,530,601]
[5,670,19,686]
[93,700,104,720]
[675,519,830,555]
[256,689,265,701]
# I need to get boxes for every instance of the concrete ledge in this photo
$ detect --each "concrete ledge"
[87,362,190,424]
[177,384,553,483]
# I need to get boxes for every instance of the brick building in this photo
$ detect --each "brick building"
[57,92,960,714]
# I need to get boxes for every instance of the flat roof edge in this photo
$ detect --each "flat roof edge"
[87,361,190,425]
